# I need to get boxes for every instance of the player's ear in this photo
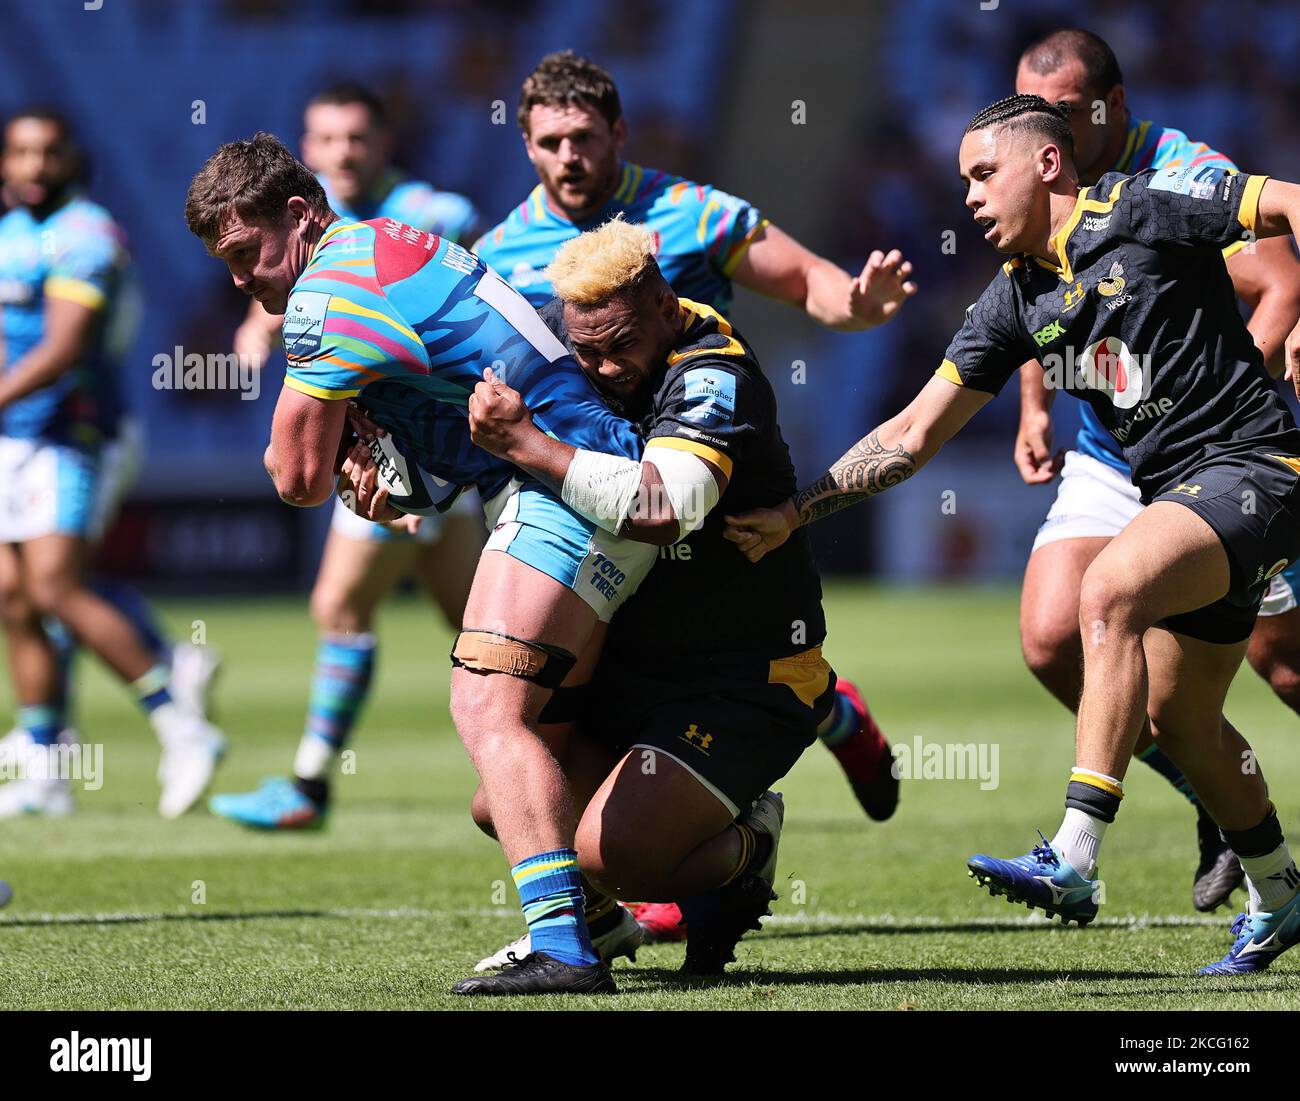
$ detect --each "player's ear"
[286,195,313,234]
[1106,84,1125,124]
[520,108,539,165]
[611,115,628,154]
[1040,143,1064,185]
[658,282,678,325]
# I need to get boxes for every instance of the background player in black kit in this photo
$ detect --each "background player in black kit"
[725,95,1300,975]
[464,216,838,978]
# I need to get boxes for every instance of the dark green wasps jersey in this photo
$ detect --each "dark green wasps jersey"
[938,167,1300,500]
[541,295,827,664]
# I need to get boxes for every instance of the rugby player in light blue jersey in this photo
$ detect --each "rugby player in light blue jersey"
[186,132,681,994]
[213,85,485,831]
[475,51,913,874]
[1010,29,1300,912]
[0,107,224,819]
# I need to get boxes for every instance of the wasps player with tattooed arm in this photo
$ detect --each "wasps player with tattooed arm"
[725,95,1300,975]
[1012,29,1300,913]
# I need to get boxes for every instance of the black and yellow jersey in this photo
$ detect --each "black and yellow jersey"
[939,167,1300,500]
[544,296,827,664]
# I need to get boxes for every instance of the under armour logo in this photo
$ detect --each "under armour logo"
[680,724,713,753]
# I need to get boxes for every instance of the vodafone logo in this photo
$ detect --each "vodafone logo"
[1080,336,1145,410]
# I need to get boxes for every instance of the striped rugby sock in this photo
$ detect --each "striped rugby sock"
[1223,806,1299,913]
[582,883,623,937]
[1137,743,1198,804]
[817,689,858,749]
[132,663,173,714]
[295,633,376,778]
[17,704,61,748]
[721,821,771,885]
[1051,767,1124,877]
[513,849,597,967]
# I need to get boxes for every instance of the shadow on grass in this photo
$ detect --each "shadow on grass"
[760,917,1223,940]
[0,909,330,929]
[616,965,1165,990]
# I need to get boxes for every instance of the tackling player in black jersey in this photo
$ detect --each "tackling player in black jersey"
[463,216,838,981]
[725,94,1300,976]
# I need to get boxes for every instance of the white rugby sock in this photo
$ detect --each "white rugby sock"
[293,734,335,781]
[1239,842,1300,914]
[1051,808,1107,879]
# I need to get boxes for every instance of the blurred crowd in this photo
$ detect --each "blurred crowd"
[801,0,1300,464]
[2,0,1296,578]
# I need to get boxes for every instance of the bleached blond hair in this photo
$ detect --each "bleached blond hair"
[545,214,659,306]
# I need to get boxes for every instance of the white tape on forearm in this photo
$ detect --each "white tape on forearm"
[642,444,720,540]
[561,449,644,533]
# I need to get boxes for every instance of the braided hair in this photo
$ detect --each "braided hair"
[965,94,1074,156]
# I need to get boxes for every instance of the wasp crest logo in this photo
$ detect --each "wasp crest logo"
[1098,260,1126,297]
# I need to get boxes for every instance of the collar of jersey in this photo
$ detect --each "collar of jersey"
[7,189,80,227]
[1113,115,1152,175]
[1030,175,1129,284]
[667,298,745,365]
[309,217,354,264]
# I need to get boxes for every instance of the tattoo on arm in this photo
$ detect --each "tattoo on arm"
[793,430,916,524]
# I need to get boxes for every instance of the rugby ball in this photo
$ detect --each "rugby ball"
[367,433,459,517]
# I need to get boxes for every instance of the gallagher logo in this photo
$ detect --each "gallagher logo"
[1079,336,1146,410]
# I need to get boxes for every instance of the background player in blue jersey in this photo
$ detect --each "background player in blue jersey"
[186,133,669,994]
[0,107,225,818]
[210,85,486,831]
[474,56,912,922]
[1010,30,1300,911]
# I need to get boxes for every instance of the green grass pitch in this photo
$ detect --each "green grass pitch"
[1,582,1298,1010]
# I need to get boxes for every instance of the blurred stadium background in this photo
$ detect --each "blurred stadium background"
[5,0,1297,593]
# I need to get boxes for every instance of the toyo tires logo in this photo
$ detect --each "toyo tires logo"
[1078,336,1146,409]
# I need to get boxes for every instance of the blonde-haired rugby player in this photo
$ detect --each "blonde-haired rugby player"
[460,217,843,979]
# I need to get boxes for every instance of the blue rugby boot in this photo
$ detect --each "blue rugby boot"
[1198,892,1300,975]
[209,777,325,830]
[967,832,1100,926]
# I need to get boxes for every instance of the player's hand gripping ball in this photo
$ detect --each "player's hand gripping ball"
[338,407,455,519]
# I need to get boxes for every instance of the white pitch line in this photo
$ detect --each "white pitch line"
[0,907,1228,928]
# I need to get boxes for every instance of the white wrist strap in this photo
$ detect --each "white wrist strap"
[561,444,723,540]
[561,449,643,533]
